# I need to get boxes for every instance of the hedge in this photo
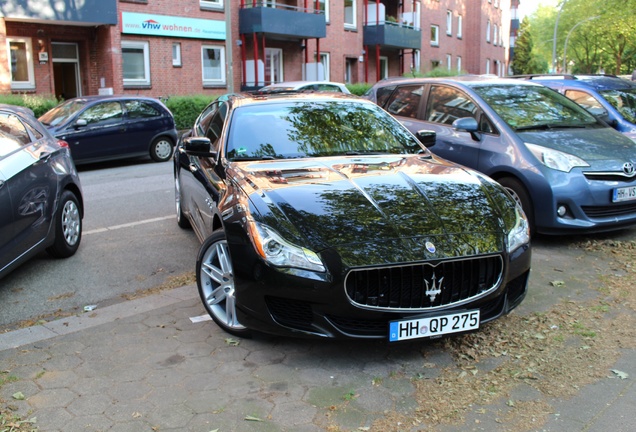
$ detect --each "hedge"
[0,94,60,117]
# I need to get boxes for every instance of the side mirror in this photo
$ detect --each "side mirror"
[597,114,619,129]
[74,118,87,128]
[416,130,436,147]
[452,117,481,141]
[183,136,217,157]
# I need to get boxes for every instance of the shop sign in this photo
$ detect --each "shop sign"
[121,12,225,40]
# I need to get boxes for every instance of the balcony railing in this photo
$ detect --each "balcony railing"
[363,21,422,50]
[0,0,117,25]
[239,3,326,40]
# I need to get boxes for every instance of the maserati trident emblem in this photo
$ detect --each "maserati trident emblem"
[623,162,635,176]
[424,273,444,302]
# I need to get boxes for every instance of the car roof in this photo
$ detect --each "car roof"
[371,75,543,89]
[262,80,346,89]
[223,91,365,109]
[0,103,36,118]
[512,74,636,91]
[60,95,164,104]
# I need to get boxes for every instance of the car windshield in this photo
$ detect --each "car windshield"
[599,87,636,124]
[472,84,598,130]
[225,101,425,160]
[39,100,87,127]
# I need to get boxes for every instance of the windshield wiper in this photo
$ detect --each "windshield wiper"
[231,155,276,161]
[515,123,586,131]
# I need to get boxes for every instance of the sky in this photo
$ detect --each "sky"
[518,0,559,20]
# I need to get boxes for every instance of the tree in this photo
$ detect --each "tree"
[511,18,547,74]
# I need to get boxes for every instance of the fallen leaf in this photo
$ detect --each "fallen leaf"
[225,338,240,346]
[12,391,25,400]
[550,280,565,287]
[611,369,629,380]
[245,415,263,421]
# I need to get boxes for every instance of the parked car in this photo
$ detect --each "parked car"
[174,92,531,340]
[365,76,636,235]
[0,104,83,280]
[513,74,636,141]
[39,95,178,165]
[258,80,351,94]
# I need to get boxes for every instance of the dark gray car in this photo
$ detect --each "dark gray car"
[0,104,83,279]
[365,76,636,235]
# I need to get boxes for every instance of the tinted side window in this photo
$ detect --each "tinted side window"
[376,85,397,107]
[196,103,219,136]
[124,100,161,119]
[0,114,28,157]
[79,101,123,126]
[205,102,228,150]
[425,85,477,125]
[386,85,424,118]
[564,90,606,116]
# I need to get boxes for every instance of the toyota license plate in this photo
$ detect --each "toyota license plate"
[613,186,636,202]
[389,310,480,342]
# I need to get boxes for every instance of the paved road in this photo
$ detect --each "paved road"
[0,159,199,330]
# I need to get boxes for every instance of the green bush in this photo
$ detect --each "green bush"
[0,94,60,117]
[346,82,373,96]
[165,95,217,130]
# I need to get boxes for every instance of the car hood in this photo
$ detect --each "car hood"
[517,126,636,164]
[233,155,511,267]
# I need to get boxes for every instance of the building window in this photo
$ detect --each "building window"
[7,37,35,90]
[122,41,150,87]
[486,20,491,43]
[486,59,491,74]
[202,45,226,85]
[319,52,330,81]
[379,56,388,80]
[431,25,439,46]
[265,48,283,84]
[446,54,452,70]
[318,0,329,22]
[446,10,452,35]
[172,43,181,67]
[344,0,356,29]
[493,25,498,46]
[457,15,463,38]
[457,56,462,73]
[200,0,223,10]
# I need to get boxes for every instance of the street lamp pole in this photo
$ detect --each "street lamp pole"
[563,16,600,73]
[552,0,567,73]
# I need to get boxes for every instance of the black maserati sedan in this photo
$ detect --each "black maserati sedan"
[174,92,531,341]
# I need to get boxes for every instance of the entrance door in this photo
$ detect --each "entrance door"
[52,43,80,100]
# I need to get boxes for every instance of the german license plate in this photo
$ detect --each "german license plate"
[613,186,636,202]
[389,310,480,342]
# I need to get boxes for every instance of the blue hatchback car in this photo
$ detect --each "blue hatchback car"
[518,74,636,141]
[365,76,636,235]
[39,95,178,165]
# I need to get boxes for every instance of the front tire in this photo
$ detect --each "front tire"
[47,190,82,258]
[197,230,251,338]
[150,137,173,162]
[498,176,535,234]
[175,175,191,229]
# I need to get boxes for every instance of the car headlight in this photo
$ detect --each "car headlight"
[247,221,326,272]
[526,143,590,172]
[508,205,530,253]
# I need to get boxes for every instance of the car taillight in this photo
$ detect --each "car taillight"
[57,139,69,148]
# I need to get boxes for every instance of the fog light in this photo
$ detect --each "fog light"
[557,205,567,217]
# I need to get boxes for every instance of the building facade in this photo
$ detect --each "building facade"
[1,0,510,99]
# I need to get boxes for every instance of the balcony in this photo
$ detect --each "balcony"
[363,22,422,50]
[239,5,326,41]
[0,0,117,25]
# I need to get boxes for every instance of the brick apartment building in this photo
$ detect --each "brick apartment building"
[1,0,510,99]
